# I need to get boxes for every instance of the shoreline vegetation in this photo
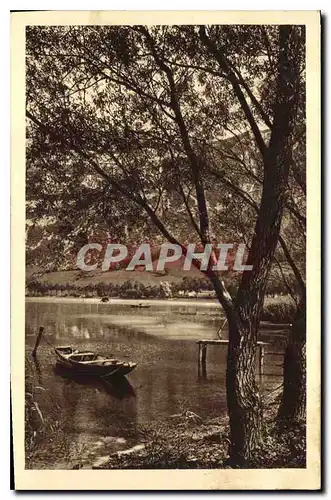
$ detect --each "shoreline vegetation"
[94,401,305,470]
[26,354,305,470]
[26,269,297,324]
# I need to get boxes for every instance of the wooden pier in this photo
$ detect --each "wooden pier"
[197,339,269,376]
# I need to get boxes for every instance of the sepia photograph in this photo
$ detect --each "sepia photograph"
[11,10,321,490]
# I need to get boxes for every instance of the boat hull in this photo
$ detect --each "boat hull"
[55,357,121,376]
[112,363,137,377]
[54,346,136,377]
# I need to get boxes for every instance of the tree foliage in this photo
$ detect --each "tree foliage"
[26,24,306,464]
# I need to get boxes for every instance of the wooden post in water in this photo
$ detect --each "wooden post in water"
[197,339,267,376]
[201,344,207,372]
[258,344,265,376]
[32,326,44,357]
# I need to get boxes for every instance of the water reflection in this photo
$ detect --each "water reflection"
[26,299,285,468]
[54,364,136,399]
[198,362,208,379]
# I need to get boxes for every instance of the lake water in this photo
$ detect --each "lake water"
[25,298,287,469]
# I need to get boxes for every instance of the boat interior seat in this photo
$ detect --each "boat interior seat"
[79,359,119,365]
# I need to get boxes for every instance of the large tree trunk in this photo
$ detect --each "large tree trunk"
[278,297,306,423]
[224,25,301,465]
[226,316,262,465]
[202,25,302,465]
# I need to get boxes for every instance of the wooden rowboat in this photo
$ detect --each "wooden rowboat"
[55,346,137,377]
[130,303,150,309]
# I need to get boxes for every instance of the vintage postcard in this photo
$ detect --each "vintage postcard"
[11,10,321,490]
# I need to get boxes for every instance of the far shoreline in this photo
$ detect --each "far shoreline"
[25,296,292,328]
[25,296,221,308]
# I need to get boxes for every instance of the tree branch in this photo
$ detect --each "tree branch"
[209,161,306,295]
[27,107,234,314]
[138,26,212,245]
[178,183,202,238]
[278,235,306,295]
[199,25,267,160]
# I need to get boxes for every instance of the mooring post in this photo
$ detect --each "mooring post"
[201,343,207,371]
[32,326,44,357]
[259,344,265,376]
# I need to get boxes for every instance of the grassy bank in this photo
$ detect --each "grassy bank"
[95,403,305,469]
[25,357,72,468]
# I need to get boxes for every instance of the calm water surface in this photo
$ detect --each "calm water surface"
[25,298,287,469]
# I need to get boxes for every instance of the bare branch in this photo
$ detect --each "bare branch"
[199,25,267,160]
